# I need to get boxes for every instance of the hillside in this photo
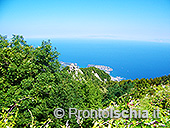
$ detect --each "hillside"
[80,67,111,82]
[0,35,169,128]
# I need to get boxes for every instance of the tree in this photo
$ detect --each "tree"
[0,35,103,127]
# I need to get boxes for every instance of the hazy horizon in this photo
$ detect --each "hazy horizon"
[0,0,170,43]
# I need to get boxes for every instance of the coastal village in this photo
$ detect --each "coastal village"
[60,61,123,81]
[87,64,113,74]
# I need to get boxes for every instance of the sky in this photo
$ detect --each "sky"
[0,0,170,42]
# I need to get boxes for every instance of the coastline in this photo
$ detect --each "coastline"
[60,61,124,81]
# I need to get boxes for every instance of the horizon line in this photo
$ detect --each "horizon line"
[3,34,170,43]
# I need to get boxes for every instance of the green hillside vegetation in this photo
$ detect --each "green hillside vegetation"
[80,67,111,81]
[0,35,169,128]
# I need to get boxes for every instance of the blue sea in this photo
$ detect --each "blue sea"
[26,39,170,80]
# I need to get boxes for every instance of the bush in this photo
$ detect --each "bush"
[0,35,103,127]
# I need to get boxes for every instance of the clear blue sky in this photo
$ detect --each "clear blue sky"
[0,0,170,42]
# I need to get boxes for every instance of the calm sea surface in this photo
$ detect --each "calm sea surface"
[26,39,170,80]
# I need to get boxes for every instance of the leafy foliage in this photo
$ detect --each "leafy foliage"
[92,84,170,128]
[80,67,111,82]
[0,35,103,127]
[0,35,169,127]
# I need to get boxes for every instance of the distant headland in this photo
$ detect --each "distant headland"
[60,61,124,81]
[87,64,113,74]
